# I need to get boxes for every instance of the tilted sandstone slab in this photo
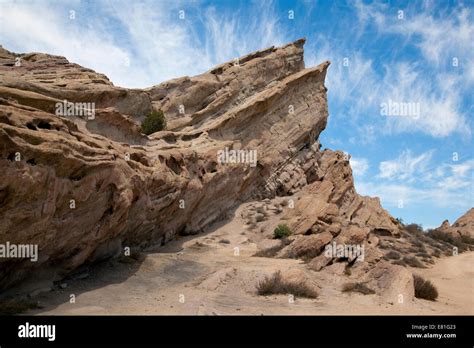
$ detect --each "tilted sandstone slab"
[0,39,400,293]
[0,40,330,290]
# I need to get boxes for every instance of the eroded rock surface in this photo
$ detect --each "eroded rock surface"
[434,208,474,239]
[0,39,403,295]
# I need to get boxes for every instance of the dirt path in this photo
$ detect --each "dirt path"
[413,251,474,314]
[29,202,474,315]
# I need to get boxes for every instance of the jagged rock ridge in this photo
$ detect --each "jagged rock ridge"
[0,39,399,291]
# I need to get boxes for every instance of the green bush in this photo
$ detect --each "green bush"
[273,224,291,239]
[140,110,166,135]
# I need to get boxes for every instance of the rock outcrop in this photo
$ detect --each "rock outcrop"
[434,208,474,239]
[0,39,400,292]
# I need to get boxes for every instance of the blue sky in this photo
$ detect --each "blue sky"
[1,0,473,228]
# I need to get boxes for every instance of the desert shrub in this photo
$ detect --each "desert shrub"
[416,252,430,259]
[140,110,166,135]
[392,259,406,266]
[341,282,375,295]
[273,224,291,239]
[395,217,404,226]
[254,243,288,258]
[427,229,456,244]
[0,298,41,315]
[413,274,438,301]
[461,234,474,245]
[384,250,401,260]
[403,256,425,268]
[256,271,318,298]
[427,229,471,252]
[405,223,423,235]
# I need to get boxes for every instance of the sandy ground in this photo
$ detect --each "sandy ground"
[29,202,474,315]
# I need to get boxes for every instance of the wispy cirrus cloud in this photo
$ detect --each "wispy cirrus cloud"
[350,157,369,177]
[0,0,286,88]
[378,149,434,182]
[366,2,472,138]
[358,152,474,209]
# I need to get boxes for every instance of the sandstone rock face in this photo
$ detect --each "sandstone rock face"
[434,208,474,239]
[0,47,152,119]
[0,40,331,290]
[365,261,415,303]
[0,39,400,292]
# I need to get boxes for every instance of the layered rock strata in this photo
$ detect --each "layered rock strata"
[0,39,399,291]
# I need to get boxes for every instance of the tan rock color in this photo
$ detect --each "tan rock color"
[434,208,474,239]
[283,232,333,259]
[365,261,415,303]
[0,39,399,292]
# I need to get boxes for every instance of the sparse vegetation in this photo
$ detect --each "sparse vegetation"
[413,274,438,301]
[273,224,291,239]
[256,271,318,298]
[254,239,292,258]
[140,110,166,135]
[402,256,425,268]
[342,282,375,295]
[384,250,401,260]
[405,223,423,235]
[416,251,430,259]
[427,229,474,253]
[0,298,42,315]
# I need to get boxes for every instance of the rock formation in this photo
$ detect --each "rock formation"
[0,39,402,292]
[434,208,474,239]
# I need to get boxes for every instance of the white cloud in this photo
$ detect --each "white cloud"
[357,180,472,209]
[354,0,474,72]
[391,8,474,72]
[378,150,434,181]
[0,1,133,85]
[0,0,286,88]
[202,2,285,65]
[350,157,369,177]
[359,154,474,209]
[349,2,473,138]
[379,62,470,138]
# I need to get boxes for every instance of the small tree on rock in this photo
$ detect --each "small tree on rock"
[140,110,166,135]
